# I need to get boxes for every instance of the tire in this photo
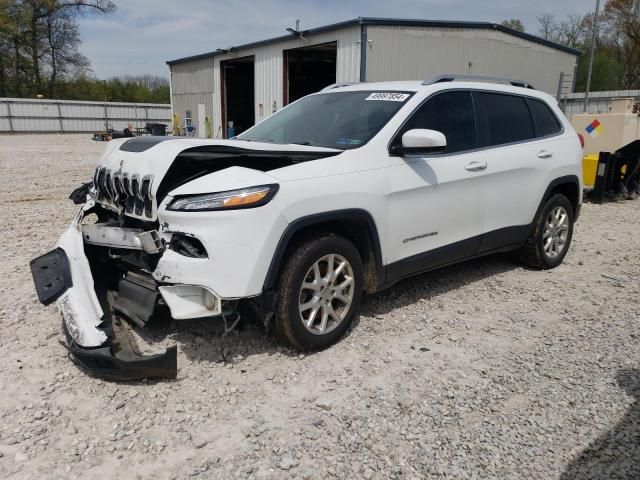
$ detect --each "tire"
[274,234,363,350]
[520,193,574,269]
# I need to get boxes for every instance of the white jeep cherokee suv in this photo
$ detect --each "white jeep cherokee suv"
[31,75,583,379]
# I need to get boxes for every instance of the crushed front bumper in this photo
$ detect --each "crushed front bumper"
[30,213,177,380]
[60,316,177,381]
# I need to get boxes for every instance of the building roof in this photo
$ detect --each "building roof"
[166,17,582,66]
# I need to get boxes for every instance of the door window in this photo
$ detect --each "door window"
[475,92,535,147]
[527,98,562,138]
[399,91,477,154]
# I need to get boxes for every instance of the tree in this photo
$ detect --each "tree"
[537,14,558,40]
[536,13,588,48]
[500,19,525,32]
[0,0,115,98]
[601,0,640,88]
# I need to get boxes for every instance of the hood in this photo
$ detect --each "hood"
[92,137,341,221]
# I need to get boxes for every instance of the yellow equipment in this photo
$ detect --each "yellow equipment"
[582,154,599,187]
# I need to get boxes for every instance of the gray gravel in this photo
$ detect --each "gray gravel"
[1,134,639,479]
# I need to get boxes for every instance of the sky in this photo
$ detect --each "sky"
[78,0,593,79]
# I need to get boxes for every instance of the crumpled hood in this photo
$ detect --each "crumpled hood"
[97,137,340,195]
[93,137,341,220]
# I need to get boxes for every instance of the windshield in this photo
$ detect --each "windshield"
[236,91,414,150]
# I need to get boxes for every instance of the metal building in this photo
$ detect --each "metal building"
[167,17,580,139]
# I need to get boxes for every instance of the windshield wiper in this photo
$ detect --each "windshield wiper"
[233,138,279,144]
[291,141,312,146]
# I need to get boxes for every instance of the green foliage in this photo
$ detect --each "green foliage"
[54,75,170,103]
[539,1,640,91]
[500,19,525,32]
[0,0,116,98]
[574,51,623,92]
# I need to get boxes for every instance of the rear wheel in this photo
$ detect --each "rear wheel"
[520,193,574,269]
[274,234,363,350]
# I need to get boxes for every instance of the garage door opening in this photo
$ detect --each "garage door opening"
[284,42,337,105]
[221,56,255,138]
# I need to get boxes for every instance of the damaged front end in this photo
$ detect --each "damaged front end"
[31,137,341,380]
[31,200,178,380]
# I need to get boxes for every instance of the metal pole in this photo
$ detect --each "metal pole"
[56,102,63,133]
[6,100,13,134]
[556,71,565,102]
[584,0,601,113]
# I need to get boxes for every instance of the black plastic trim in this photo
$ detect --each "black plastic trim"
[478,225,532,255]
[384,224,532,286]
[386,235,480,282]
[61,322,177,381]
[30,248,73,306]
[263,208,384,291]
[389,144,446,156]
[119,136,180,152]
[533,175,581,222]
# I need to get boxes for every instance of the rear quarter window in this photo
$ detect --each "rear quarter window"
[476,92,535,147]
[527,98,563,137]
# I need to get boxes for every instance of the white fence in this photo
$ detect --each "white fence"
[0,98,171,133]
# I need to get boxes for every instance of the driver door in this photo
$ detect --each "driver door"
[386,90,487,279]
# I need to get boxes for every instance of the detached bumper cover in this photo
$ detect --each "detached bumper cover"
[30,215,177,380]
[61,320,177,381]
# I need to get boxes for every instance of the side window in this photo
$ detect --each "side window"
[402,91,476,154]
[527,98,562,138]
[476,92,534,147]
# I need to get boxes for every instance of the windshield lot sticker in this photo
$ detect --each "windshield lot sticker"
[365,92,410,102]
[336,138,362,146]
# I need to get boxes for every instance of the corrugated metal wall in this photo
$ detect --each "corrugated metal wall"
[560,90,640,117]
[170,25,361,138]
[365,26,577,94]
[170,57,215,136]
[0,98,171,133]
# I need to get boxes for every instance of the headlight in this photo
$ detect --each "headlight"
[167,184,279,211]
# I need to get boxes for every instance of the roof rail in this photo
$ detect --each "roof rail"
[423,74,535,89]
[320,82,360,91]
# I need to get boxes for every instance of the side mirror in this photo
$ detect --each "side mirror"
[390,129,447,155]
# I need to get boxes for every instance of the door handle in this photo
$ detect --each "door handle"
[537,150,553,159]
[465,161,487,172]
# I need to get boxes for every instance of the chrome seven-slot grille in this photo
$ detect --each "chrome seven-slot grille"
[93,166,154,218]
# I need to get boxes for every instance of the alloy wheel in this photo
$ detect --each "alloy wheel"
[543,206,570,258]
[298,254,354,335]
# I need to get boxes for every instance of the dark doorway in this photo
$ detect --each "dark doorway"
[221,56,255,138]
[284,42,337,105]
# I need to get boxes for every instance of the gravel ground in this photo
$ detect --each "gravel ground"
[0,134,639,480]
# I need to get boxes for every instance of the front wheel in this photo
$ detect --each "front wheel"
[274,234,363,350]
[520,193,574,269]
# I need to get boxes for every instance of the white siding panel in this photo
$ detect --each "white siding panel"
[365,26,577,94]
[171,58,215,95]
[172,93,215,136]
